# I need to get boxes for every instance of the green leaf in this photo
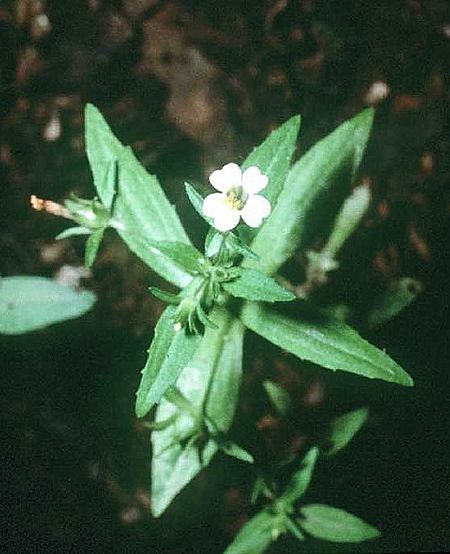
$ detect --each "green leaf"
[85,104,192,287]
[56,226,91,240]
[227,232,259,261]
[241,115,301,246]
[84,228,105,267]
[223,509,276,554]
[148,240,207,275]
[240,301,413,387]
[367,278,422,329]
[325,408,369,456]
[149,287,180,305]
[185,181,210,224]
[219,440,254,463]
[263,380,292,417]
[285,517,305,541]
[0,276,96,335]
[250,109,374,275]
[135,306,202,417]
[299,504,381,543]
[323,183,371,259]
[223,268,295,303]
[151,308,244,516]
[280,447,319,505]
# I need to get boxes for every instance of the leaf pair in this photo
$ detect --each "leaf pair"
[225,409,376,553]
[85,104,193,287]
[151,308,245,516]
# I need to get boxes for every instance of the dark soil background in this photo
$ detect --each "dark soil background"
[1,1,449,552]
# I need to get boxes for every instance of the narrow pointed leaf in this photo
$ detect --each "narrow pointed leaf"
[219,440,254,463]
[56,226,91,239]
[250,109,374,275]
[85,228,105,267]
[135,306,202,418]
[299,504,381,543]
[85,104,192,287]
[263,380,292,417]
[149,287,180,305]
[242,115,301,210]
[324,183,371,259]
[151,308,244,516]
[281,447,320,505]
[148,240,207,275]
[325,408,369,456]
[224,509,276,554]
[223,268,295,302]
[367,277,422,329]
[185,181,210,224]
[240,301,413,387]
[0,277,95,335]
[239,115,301,244]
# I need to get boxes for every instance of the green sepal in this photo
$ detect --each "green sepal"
[223,268,295,303]
[149,287,181,305]
[196,303,219,329]
[56,226,92,240]
[85,228,105,267]
[285,517,305,541]
[64,195,110,230]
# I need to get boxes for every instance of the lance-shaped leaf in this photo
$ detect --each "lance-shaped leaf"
[242,115,301,209]
[147,241,207,276]
[85,228,105,267]
[299,504,381,543]
[0,276,96,335]
[263,380,292,417]
[239,115,301,244]
[280,447,320,505]
[85,104,192,287]
[135,306,202,417]
[324,408,369,456]
[151,308,245,516]
[367,277,422,329]
[250,109,374,275]
[240,301,413,387]
[223,268,295,303]
[223,509,276,554]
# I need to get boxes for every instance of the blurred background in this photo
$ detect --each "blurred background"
[1,1,449,552]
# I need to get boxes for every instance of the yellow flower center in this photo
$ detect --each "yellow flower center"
[225,187,247,210]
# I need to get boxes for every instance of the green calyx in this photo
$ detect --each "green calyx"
[64,194,111,231]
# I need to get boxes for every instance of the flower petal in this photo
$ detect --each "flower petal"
[209,163,242,192]
[202,193,226,218]
[213,207,241,232]
[242,166,269,194]
[240,194,271,228]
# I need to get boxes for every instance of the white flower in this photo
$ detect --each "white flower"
[202,163,271,232]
